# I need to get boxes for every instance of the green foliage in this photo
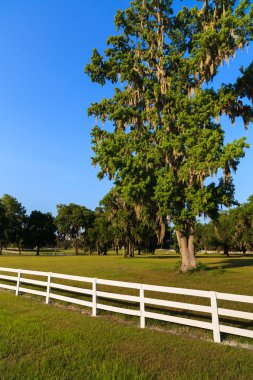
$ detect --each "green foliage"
[215,265,225,274]
[0,194,27,251]
[236,62,253,105]
[0,200,8,252]
[87,206,113,255]
[25,211,56,255]
[232,196,253,253]
[98,187,161,257]
[173,260,182,271]
[188,261,209,273]
[85,0,253,269]
[55,204,94,255]
[194,195,253,255]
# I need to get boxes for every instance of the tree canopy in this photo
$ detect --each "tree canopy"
[0,200,8,254]
[194,195,253,255]
[1,194,27,253]
[55,203,94,255]
[26,211,56,255]
[86,0,253,271]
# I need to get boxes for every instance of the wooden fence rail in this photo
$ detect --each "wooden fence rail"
[0,267,253,343]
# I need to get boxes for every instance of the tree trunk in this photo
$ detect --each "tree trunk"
[18,246,22,255]
[74,240,79,255]
[123,243,128,258]
[129,241,134,257]
[103,244,107,255]
[223,246,229,257]
[176,229,197,272]
[115,245,119,255]
[36,246,40,256]
[242,245,247,256]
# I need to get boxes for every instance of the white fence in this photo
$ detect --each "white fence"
[0,267,253,343]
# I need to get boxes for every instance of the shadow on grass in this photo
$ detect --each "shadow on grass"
[98,297,253,338]
[138,255,180,259]
[139,253,253,271]
[187,257,253,272]
[196,253,253,258]
[209,257,253,270]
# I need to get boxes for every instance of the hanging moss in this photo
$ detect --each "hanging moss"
[85,0,253,270]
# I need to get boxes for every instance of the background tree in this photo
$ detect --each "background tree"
[0,200,8,254]
[214,211,237,256]
[1,194,27,254]
[86,0,253,271]
[89,207,113,255]
[194,221,221,253]
[26,211,56,255]
[231,196,253,254]
[100,188,137,257]
[195,223,209,253]
[100,187,160,257]
[55,203,94,255]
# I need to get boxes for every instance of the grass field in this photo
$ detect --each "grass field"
[1,251,253,294]
[1,252,253,379]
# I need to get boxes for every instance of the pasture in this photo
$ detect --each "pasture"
[1,252,253,379]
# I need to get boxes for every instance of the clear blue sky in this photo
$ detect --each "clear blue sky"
[0,0,252,215]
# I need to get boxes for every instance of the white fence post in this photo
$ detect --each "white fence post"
[210,291,221,343]
[15,269,21,296]
[92,278,97,316]
[46,272,52,304]
[140,284,145,328]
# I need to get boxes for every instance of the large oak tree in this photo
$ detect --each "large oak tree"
[86,0,253,271]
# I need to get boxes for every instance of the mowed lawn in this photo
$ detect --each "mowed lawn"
[1,253,253,379]
[1,252,253,293]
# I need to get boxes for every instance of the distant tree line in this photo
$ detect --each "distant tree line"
[0,193,175,256]
[0,194,56,255]
[195,196,253,256]
[1,193,252,257]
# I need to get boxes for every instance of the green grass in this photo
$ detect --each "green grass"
[1,252,253,294]
[1,253,253,379]
[1,291,253,380]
